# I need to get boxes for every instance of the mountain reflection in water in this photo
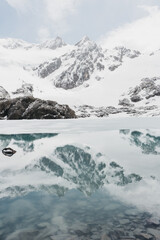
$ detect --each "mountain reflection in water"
[0,130,160,239]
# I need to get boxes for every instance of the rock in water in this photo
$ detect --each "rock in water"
[0,96,76,120]
[2,147,16,157]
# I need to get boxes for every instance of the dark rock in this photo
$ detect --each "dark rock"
[2,147,16,157]
[130,95,142,102]
[0,96,76,120]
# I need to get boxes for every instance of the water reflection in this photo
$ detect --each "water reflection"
[0,133,58,153]
[0,133,143,198]
[120,130,160,155]
[0,131,160,239]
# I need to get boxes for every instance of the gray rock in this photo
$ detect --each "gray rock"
[134,233,153,240]
[124,77,160,104]
[130,95,142,102]
[101,233,111,240]
[108,64,121,71]
[36,58,62,78]
[12,83,33,96]
[146,217,160,227]
[119,98,134,107]
[147,228,160,240]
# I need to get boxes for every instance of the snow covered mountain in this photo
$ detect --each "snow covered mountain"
[0,36,160,117]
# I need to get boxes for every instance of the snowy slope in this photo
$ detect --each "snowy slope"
[0,36,160,116]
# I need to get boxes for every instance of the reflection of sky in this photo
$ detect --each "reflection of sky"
[0,189,141,240]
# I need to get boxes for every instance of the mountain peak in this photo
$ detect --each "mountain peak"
[75,35,91,46]
[0,38,32,49]
[38,36,66,50]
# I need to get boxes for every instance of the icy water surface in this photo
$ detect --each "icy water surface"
[0,129,160,240]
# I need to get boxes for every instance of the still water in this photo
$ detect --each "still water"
[0,129,160,240]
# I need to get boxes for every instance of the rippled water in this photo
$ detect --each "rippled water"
[0,129,160,240]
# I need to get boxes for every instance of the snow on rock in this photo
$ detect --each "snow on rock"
[0,38,32,49]
[12,83,33,97]
[104,46,141,71]
[37,36,66,50]
[54,36,105,89]
[0,37,66,51]
[0,86,10,99]
[34,58,62,78]
[0,36,160,117]
[122,77,160,104]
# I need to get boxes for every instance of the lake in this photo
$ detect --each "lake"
[0,118,160,240]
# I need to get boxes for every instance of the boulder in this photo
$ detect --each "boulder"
[0,96,76,120]
[130,95,142,102]
[119,98,134,107]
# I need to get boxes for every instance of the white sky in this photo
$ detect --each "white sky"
[1,0,160,51]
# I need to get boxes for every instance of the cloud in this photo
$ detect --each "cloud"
[99,5,160,52]
[5,0,82,39]
[44,0,80,23]
[38,27,51,42]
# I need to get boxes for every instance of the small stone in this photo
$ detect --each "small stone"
[135,233,153,240]
[2,147,16,157]
[147,228,160,240]
[101,233,111,240]
[119,219,130,225]
[130,95,142,102]
[37,222,49,229]
[146,217,160,227]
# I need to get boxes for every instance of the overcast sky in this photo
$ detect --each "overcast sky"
[0,0,160,51]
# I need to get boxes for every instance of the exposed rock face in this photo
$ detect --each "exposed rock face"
[34,58,62,78]
[54,36,105,89]
[0,96,76,120]
[0,86,10,100]
[31,37,141,90]
[53,44,141,89]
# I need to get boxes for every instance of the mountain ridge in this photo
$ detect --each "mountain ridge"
[0,36,160,117]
